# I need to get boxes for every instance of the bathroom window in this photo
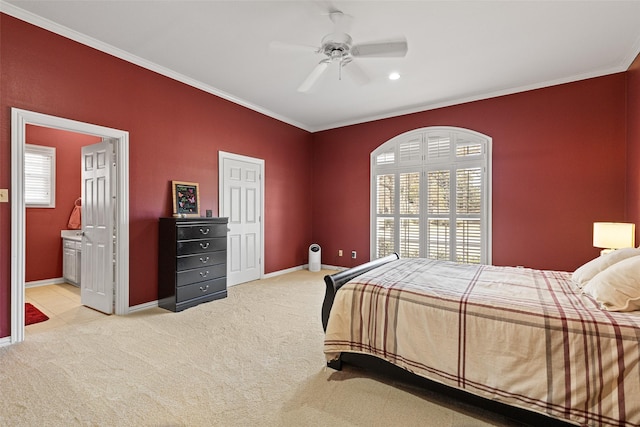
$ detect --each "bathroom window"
[25,144,56,208]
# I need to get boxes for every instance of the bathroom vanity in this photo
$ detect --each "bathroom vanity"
[61,230,82,286]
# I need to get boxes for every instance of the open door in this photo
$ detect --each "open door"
[81,140,114,313]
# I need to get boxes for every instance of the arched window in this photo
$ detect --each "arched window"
[371,127,492,264]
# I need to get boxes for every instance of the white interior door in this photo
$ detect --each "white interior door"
[81,140,114,313]
[220,152,264,286]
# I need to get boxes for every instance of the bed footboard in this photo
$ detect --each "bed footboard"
[322,253,399,332]
[321,253,399,370]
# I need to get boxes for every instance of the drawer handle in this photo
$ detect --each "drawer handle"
[200,227,210,235]
[199,256,210,263]
[199,284,209,292]
[199,271,209,278]
[200,242,210,249]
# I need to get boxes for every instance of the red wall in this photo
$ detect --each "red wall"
[311,75,628,272]
[25,126,100,282]
[626,53,640,237]
[1,12,637,340]
[0,14,313,338]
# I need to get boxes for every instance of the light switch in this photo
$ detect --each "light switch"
[0,189,8,203]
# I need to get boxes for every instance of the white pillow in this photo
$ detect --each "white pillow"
[582,256,640,311]
[571,247,640,287]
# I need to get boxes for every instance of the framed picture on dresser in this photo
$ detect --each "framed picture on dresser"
[172,180,200,217]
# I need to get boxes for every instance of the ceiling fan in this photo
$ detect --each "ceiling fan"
[271,10,408,93]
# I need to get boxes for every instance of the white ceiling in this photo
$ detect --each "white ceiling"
[3,1,640,132]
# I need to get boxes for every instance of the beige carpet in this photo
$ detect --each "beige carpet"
[1,270,523,426]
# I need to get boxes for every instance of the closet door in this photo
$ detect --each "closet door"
[220,152,264,286]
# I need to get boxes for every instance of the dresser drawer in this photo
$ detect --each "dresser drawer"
[176,277,226,302]
[177,223,227,240]
[177,237,226,255]
[177,264,226,286]
[177,251,226,271]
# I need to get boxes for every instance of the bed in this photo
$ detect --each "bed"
[322,253,640,427]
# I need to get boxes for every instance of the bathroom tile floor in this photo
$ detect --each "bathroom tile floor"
[25,282,106,333]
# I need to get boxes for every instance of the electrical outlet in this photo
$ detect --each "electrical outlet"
[338,249,343,256]
[0,189,8,203]
[351,251,357,259]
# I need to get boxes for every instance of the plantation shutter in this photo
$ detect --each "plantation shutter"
[25,144,56,207]
[371,127,491,264]
[399,172,420,258]
[399,136,421,164]
[426,170,450,260]
[427,134,450,160]
[375,174,395,257]
[456,167,482,263]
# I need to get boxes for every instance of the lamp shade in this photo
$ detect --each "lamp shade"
[593,222,636,249]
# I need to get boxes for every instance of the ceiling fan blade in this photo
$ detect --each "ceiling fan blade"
[297,61,329,93]
[269,41,318,54]
[343,61,369,86]
[352,39,408,58]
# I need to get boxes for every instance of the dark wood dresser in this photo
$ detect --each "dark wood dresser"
[158,217,228,312]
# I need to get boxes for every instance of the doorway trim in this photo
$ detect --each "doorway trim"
[10,108,130,344]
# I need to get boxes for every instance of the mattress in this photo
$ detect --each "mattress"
[324,258,640,426]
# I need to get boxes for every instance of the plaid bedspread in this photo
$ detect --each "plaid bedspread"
[324,258,640,426]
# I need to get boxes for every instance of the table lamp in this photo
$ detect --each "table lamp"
[593,222,636,256]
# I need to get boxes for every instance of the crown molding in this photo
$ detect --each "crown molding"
[0,1,312,132]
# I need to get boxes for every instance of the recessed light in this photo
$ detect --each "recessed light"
[388,72,401,81]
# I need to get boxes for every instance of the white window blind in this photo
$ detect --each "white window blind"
[427,135,450,160]
[427,219,450,260]
[376,150,395,166]
[399,139,421,164]
[376,218,395,258]
[399,172,419,214]
[427,170,450,215]
[371,127,491,264]
[456,219,481,263]
[400,218,420,258]
[456,167,482,214]
[399,172,420,258]
[25,144,55,208]
[376,174,394,215]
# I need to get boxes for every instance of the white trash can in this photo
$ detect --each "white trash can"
[309,244,321,272]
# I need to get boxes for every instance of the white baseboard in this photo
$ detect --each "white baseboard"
[0,336,12,347]
[321,264,344,271]
[263,264,343,279]
[128,300,158,313]
[25,277,66,288]
[262,265,305,279]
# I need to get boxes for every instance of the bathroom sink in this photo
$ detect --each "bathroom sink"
[61,230,82,241]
